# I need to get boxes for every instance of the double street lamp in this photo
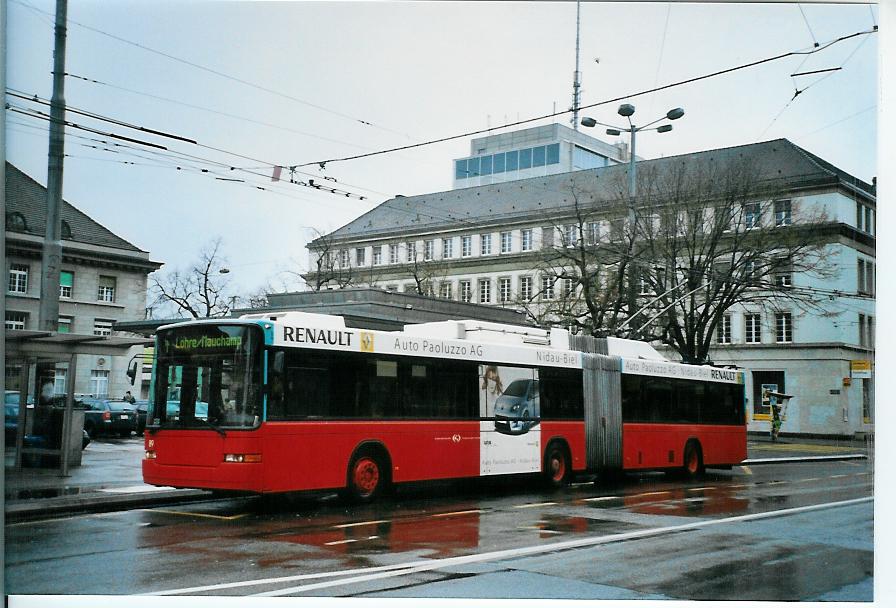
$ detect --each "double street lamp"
[580,104,684,199]
[580,104,685,338]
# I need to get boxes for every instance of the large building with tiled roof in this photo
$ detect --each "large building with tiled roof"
[304,134,875,439]
[5,162,162,402]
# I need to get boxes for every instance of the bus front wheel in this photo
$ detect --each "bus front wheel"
[544,442,571,488]
[347,453,387,502]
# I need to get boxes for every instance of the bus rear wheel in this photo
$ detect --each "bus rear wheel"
[347,453,386,502]
[544,442,571,488]
[683,441,705,477]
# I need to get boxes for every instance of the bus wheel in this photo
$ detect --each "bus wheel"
[544,442,571,488]
[347,454,386,502]
[683,441,705,477]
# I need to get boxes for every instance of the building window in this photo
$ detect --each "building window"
[745,314,761,344]
[857,258,874,296]
[424,240,435,261]
[775,270,793,289]
[462,236,472,257]
[94,319,113,337]
[439,282,453,300]
[521,229,533,251]
[339,250,350,268]
[775,312,793,344]
[97,276,117,302]
[743,260,758,287]
[8,263,28,294]
[480,234,492,255]
[6,212,27,232]
[372,246,382,266]
[54,368,67,396]
[859,314,874,349]
[90,370,110,398]
[500,231,512,254]
[744,202,761,229]
[638,276,652,296]
[857,202,875,236]
[59,270,74,298]
[499,277,511,302]
[520,276,533,301]
[609,218,625,242]
[562,278,575,298]
[406,242,416,262]
[717,314,732,344]
[460,280,472,303]
[58,316,73,334]
[442,238,454,259]
[5,311,27,330]
[479,279,491,303]
[355,248,366,266]
[587,222,599,245]
[564,225,578,247]
[753,370,785,418]
[389,244,398,264]
[541,276,555,300]
[774,200,792,226]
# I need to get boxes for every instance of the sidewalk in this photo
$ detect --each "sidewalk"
[3,434,871,522]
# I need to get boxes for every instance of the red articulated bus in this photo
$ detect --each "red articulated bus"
[142,312,746,501]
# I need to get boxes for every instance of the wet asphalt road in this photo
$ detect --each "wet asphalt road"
[3,458,873,600]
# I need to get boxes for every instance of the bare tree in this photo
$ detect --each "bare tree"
[149,238,239,319]
[533,156,833,363]
[304,229,355,291]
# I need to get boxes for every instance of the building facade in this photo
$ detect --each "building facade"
[306,137,875,438]
[5,162,162,400]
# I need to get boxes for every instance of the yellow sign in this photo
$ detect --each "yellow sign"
[851,360,872,379]
[360,331,375,353]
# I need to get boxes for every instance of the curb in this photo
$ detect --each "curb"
[4,488,212,522]
[742,454,868,465]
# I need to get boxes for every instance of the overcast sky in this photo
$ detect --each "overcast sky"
[5,0,880,295]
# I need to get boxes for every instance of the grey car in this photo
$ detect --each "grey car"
[494,379,539,434]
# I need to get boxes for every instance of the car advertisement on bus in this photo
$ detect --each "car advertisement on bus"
[478,364,541,476]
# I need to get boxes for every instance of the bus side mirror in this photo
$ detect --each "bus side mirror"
[272,351,285,375]
[126,360,138,385]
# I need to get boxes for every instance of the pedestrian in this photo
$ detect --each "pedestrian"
[123,390,136,404]
[771,403,782,441]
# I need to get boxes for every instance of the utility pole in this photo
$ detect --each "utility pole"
[570,0,581,131]
[38,0,68,331]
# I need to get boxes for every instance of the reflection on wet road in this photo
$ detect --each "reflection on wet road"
[4,459,873,600]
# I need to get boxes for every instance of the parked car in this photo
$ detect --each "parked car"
[5,403,90,449]
[80,398,137,438]
[134,400,149,435]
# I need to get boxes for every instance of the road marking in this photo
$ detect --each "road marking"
[141,509,249,521]
[146,496,872,597]
[431,509,485,518]
[637,491,671,497]
[687,487,714,491]
[741,466,753,475]
[324,536,379,546]
[333,519,389,529]
[98,485,177,494]
[582,495,621,502]
[513,502,557,509]
[830,474,848,479]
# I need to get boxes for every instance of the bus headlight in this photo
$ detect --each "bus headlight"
[224,454,262,463]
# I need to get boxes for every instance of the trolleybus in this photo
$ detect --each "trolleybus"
[142,312,747,500]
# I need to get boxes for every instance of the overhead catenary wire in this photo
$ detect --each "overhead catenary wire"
[9,0,413,141]
[289,27,877,169]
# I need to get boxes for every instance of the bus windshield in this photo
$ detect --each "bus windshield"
[150,324,262,430]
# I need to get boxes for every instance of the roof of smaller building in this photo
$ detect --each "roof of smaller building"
[318,138,874,244]
[5,162,145,252]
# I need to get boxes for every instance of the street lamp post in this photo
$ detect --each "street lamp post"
[580,104,684,337]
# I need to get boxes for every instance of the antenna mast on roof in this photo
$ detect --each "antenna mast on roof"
[571,0,582,131]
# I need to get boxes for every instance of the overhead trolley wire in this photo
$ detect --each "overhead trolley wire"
[290,27,877,169]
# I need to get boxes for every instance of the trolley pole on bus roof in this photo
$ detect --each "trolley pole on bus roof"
[38,0,68,331]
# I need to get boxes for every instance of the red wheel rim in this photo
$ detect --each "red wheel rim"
[550,451,566,482]
[353,457,380,496]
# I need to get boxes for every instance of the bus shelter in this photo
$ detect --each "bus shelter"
[5,330,151,476]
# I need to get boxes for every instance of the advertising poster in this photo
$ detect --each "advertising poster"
[478,364,541,476]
